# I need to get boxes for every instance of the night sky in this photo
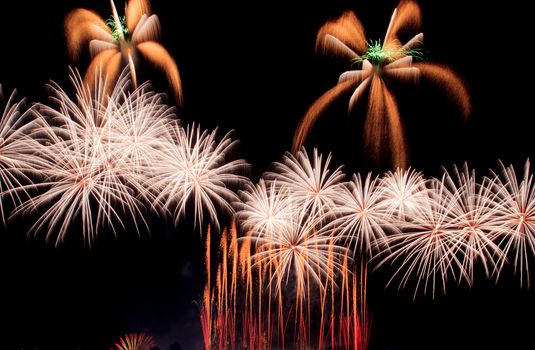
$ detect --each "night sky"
[1,0,534,349]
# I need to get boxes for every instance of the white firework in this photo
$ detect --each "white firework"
[0,87,48,224]
[490,160,535,288]
[148,123,248,231]
[442,164,505,286]
[323,172,394,260]
[236,179,294,238]
[12,69,175,245]
[248,205,348,296]
[265,147,346,222]
[380,167,427,220]
[375,177,469,299]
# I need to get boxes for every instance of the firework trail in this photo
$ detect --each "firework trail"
[293,0,470,168]
[147,123,248,232]
[201,221,369,350]
[65,0,183,103]
[115,332,156,350]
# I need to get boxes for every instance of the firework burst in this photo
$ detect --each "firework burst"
[375,177,468,298]
[379,167,427,220]
[491,160,535,287]
[324,172,394,260]
[236,178,294,238]
[442,164,505,286]
[293,0,470,168]
[11,69,176,245]
[115,332,156,350]
[65,0,183,102]
[0,87,48,224]
[147,123,248,231]
[265,147,346,222]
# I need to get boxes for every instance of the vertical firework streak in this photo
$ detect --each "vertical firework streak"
[293,0,470,168]
[200,149,373,349]
[199,222,371,349]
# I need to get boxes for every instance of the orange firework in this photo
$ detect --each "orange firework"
[65,0,183,103]
[293,0,470,168]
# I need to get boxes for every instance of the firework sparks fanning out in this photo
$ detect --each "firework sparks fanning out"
[65,0,183,102]
[442,164,505,286]
[6,69,245,244]
[114,332,156,350]
[147,123,248,231]
[324,172,394,259]
[266,148,346,221]
[12,71,157,244]
[379,167,427,220]
[293,0,471,168]
[491,160,535,288]
[375,177,465,299]
[0,87,48,224]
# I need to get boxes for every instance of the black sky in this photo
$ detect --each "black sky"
[1,0,534,349]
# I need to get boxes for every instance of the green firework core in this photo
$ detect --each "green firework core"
[107,16,130,42]
[351,39,424,68]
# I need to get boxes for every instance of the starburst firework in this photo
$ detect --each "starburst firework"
[147,123,248,231]
[293,0,470,168]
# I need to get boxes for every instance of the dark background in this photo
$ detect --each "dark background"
[1,0,534,349]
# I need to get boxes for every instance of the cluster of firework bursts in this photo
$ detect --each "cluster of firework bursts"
[0,0,533,348]
[198,148,535,348]
[0,72,246,245]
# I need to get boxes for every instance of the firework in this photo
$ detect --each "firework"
[442,164,505,286]
[265,148,346,222]
[115,332,156,350]
[236,178,294,238]
[247,206,348,296]
[65,0,183,103]
[293,0,470,168]
[324,172,394,259]
[11,69,176,245]
[147,123,248,231]
[375,177,468,299]
[490,160,535,287]
[379,167,427,220]
[0,87,48,224]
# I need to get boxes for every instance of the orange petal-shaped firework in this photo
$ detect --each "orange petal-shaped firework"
[385,0,422,44]
[364,75,407,168]
[316,11,367,57]
[65,9,112,60]
[292,79,358,154]
[415,63,471,119]
[126,0,151,33]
